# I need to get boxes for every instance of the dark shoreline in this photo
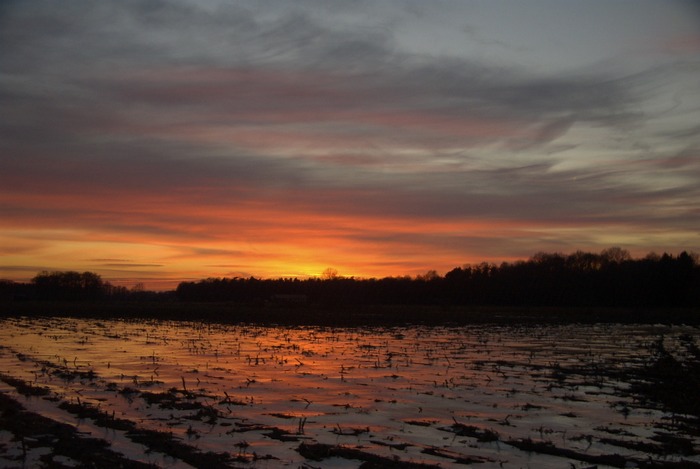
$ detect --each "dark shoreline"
[1,300,699,326]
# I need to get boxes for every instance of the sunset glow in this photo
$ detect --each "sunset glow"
[2,1,699,289]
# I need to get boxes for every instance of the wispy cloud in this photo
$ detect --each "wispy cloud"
[1,1,699,286]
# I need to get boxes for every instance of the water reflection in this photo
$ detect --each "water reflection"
[0,317,698,468]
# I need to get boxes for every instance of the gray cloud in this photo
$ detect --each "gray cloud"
[1,0,698,281]
[1,1,634,132]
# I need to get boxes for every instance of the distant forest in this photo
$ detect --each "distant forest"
[1,248,698,308]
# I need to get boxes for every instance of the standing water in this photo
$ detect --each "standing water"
[0,316,698,468]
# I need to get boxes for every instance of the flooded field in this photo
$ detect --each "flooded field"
[0,316,699,468]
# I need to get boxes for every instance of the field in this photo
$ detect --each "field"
[1,315,699,468]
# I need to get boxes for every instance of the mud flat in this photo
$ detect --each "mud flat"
[1,316,699,468]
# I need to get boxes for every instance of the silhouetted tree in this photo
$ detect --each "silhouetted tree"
[321,268,339,280]
[32,271,107,301]
[14,249,695,309]
[600,246,631,265]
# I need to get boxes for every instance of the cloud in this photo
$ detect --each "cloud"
[1,1,698,285]
[0,265,51,273]
[1,1,635,149]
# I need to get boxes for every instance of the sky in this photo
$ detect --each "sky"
[1,1,700,290]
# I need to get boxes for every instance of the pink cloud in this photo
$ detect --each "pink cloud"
[663,35,700,53]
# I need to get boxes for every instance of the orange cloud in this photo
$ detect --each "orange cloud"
[2,2,698,289]
[4,170,675,290]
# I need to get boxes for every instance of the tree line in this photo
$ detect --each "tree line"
[1,248,698,308]
[0,271,169,302]
[175,249,699,308]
